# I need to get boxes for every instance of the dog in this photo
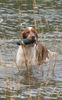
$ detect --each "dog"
[16,27,57,75]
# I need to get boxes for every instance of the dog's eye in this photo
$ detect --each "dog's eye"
[27,31,29,34]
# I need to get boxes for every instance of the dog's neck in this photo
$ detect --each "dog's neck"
[24,43,35,47]
[23,44,36,54]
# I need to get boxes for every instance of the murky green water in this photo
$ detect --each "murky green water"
[0,0,62,100]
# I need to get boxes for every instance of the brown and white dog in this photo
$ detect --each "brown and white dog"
[16,27,57,75]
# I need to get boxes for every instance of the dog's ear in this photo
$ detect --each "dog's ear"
[21,28,30,39]
[21,31,26,39]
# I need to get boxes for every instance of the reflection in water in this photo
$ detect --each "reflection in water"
[0,0,62,100]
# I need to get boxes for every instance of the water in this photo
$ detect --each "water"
[0,0,62,100]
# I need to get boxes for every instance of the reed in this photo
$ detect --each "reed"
[0,51,4,66]
[0,18,3,23]
[33,0,38,10]
[18,2,30,71]
[33,0,37,30]
[29,89,33,100]
[45,18,49,31]
[40,18,44,34]
[56,90,61,99]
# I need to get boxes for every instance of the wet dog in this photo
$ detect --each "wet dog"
[16,27,57,75]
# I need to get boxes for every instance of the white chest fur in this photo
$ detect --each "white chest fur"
[16,44,37,68]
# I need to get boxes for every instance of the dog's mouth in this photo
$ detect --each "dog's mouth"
[31,36,36,40]
[17,38,36,46]
[17,33,37,46]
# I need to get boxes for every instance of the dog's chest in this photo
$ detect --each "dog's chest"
[24,45,36,64]
[16,44,37,67]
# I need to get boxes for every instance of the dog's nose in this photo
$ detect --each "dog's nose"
[32,36,35,39]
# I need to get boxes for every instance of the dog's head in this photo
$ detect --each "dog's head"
[21,27,38,41]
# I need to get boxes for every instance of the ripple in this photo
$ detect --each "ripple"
[0,0,62,100]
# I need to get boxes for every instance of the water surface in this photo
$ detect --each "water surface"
[0,0,62,100]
